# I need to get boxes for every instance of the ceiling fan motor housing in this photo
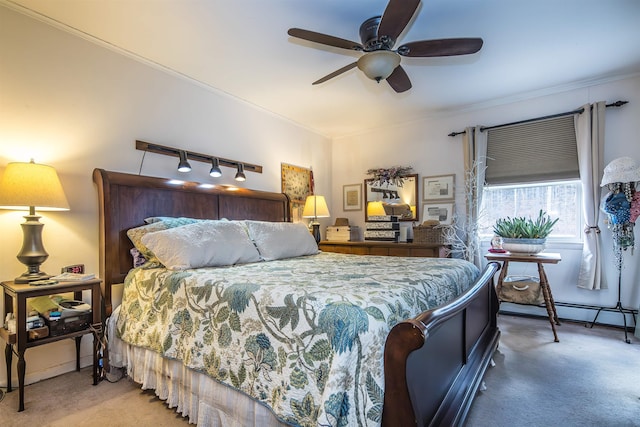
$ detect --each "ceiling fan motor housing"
[359,16,394,51]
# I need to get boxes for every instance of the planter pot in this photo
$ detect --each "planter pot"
[501,238,546,255]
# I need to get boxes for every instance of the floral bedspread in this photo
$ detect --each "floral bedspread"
[116,252,479,427]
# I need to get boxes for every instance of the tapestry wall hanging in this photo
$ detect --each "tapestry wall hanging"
[281,163,313,222]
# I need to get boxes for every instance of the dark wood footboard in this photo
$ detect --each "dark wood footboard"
[382,262,501,426]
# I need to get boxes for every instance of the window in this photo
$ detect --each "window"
[478,180,583,242]
[477,114,582,242]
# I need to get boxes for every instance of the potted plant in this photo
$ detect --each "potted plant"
[493,210,559,254]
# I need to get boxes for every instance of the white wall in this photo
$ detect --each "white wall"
[332,74,640,329]
[0,6,331,387]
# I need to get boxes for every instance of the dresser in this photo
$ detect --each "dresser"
[319,241,449,258]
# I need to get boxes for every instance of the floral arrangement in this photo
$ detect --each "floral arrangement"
[367,166,413,187]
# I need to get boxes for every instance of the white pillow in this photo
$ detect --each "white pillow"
[140,220,261,270]
[245,221,319,261]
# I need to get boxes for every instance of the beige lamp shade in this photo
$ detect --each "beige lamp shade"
[0,161,70,211]
[302,195,330,219]
[367,201,386,216]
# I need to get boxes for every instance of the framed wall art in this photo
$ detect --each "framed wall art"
[422,202,454,225]
[423,174,455,201]
[281,163,313,221]
[343,183,362,211]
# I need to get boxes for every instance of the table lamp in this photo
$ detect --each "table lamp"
[302,195,330,243]
[367,201,386,217]
[0,160,70,283]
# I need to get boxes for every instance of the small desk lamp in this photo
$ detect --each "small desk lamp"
[302,195,330,243]
[0,160,70,283]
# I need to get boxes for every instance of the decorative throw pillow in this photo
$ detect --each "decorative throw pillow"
[244,220,319,261]
[127,217,206,265]
[140,220,261,270]
[143,216,207,226]
[129,248,147,268]
[126,221,170,265]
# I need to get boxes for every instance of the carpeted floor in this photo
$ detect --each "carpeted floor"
[1,314,638,426]
[465,314,640,427]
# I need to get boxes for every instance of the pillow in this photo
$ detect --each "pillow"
[126,221,171,265]
[244,221,319,261]
[143,216,207,226]
[130,248,147,268]
[140,220,261,270]
[127,217,206,265]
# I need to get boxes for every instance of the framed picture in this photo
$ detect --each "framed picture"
[423,174,455,201]
[281,163,313,222]
[422,202,454,225]
[343,183,362,211]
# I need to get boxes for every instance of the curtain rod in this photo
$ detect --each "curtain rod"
[448,100,628,137]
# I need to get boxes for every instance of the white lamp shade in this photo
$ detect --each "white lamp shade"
[302,195,330,218]
[357,50,401,81]
[0,161,70,211]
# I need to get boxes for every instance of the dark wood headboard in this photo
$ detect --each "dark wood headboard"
[93,168,290,314]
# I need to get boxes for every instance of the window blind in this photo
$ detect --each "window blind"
[485,115,578,185]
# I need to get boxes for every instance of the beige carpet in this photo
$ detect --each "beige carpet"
[1,314,638,426]
[0,369,190,426]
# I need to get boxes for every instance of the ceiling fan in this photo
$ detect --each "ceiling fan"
[287,0,483,93]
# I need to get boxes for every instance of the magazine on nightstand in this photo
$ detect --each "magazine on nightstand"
[50,272,96,281]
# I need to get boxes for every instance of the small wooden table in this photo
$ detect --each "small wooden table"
[0,279,102,411]
[485,252,562,342]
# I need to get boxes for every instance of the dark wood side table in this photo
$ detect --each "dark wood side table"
[484,252,562,342]
[319,241,450,258]
[0,278,102,411]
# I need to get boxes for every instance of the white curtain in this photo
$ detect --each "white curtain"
[575,101,606,290]
[462,126,487,267]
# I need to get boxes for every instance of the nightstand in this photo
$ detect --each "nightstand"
[0,278,102,411]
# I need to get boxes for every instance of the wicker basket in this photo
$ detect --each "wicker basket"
[412,225,446,244]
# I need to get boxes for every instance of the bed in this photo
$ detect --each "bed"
[94,168,500,427]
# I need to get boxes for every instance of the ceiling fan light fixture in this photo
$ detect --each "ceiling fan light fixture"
[357,50,400,82]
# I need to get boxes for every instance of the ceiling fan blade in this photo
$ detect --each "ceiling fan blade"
[377,0,421,45]
[398,38,483,57]
[312,62,358,85]
[288,28,363,51]
[386,65,412,93]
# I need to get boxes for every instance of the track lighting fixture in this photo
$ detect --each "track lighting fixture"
[177,150,192,172]
[209,158,222,178]
[235,163,246,182]
[136,140,262,182]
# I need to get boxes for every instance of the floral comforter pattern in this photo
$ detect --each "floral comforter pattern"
[116,252,479,427]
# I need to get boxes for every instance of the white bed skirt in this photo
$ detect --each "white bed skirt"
[107,307,288,427]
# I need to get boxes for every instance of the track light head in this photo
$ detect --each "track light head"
[209,158,222,178]
[235,163,246,182]
[177,150,192,173]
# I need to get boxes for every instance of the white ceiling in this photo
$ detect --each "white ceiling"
[5,0,640,138]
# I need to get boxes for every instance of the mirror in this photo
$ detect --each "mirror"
[364,174,419,222]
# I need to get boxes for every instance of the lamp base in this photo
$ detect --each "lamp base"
[14,214,50,283]
[15,269,51,284]
[311,223,321,244]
